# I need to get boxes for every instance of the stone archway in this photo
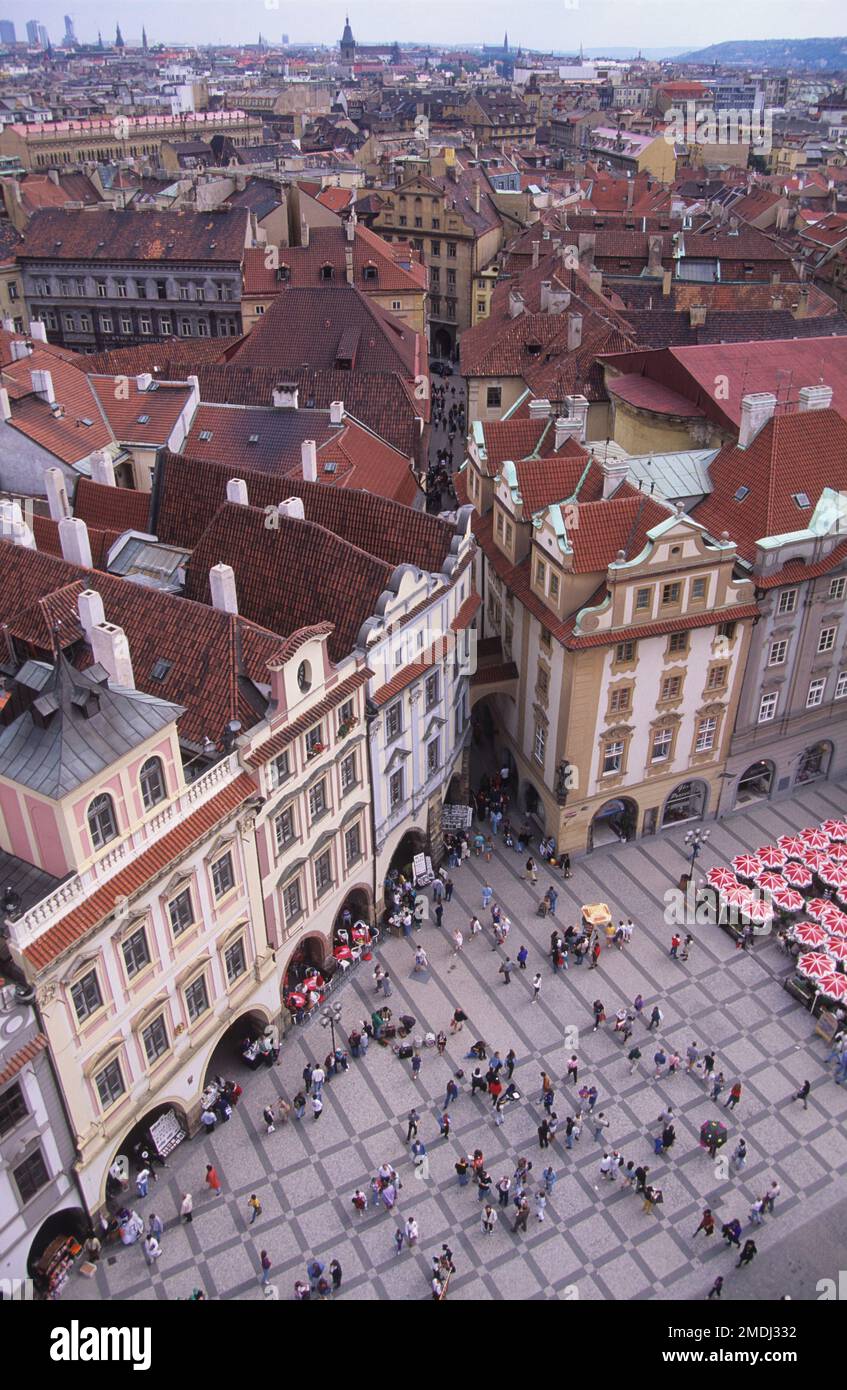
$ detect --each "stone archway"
[735,760,775,807]
[332,885,373,948]
[661,779,709,829]
[589,796,638,851]
[431,325,453,359]
[103,1100,192,1209]
[27,1207,89,1288]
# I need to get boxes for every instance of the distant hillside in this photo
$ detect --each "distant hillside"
[676,36,847,70]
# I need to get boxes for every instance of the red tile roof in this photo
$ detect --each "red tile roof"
[242,226,425,295]
[470,661,519,686]
[513,444,597,514]
[23,774,255,971]
[316,186,354,214]
[2,350,114,463]
[450,592,481,630]
[0,1033,48,1086]
[371,642,447,707]
[31,513,121,569]
[18,207,250,264]
[755,539,847,589]
[88,376,194,445]
[564,603,760,648]
[245,667,370,765]
[73,478,151,533]
[606,373,706,417]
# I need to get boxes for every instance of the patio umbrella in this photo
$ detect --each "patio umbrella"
[286,990,307,1011]
[818,864,847,892]
[741,897,773,924]
[721,883,752,906]
[799,847,830,870]
[822,908,847,938]
[755,871,786,893]
[806,898,837,922]
[791,921,830,947]
[783,861,814,888]
[778,834,807,858]
[771,885,805,913]
[801,827,831,851]
[817,971,847,1003]
[756,845,785,868]
[732,853,763,878]
[821,819,847,841]
[796,950,836,981]
[706,865,739,890]
[824,937,847,963]
[827,842,847,863]
[699,1119,727,1151]
[333,945,353,961]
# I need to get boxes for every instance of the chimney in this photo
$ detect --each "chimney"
[577,231,596,265]
[588,269,603,296]
[473,180,481,215]
[45,468,70,521]
[300,216,310,248]
[600,455,630,499]
[2,317,13,332]
[209,562,238,615]
[508,288,525,318]
[47,168,61,187]
[626,176,634,209]
[301,439,317,482]
[345,213,356,243]
[528,397,551,421]
[77,588,106,637]
[31,369,55,403]
[647,235,663,275]
[226,477,249,505]
[272,382,299,409]
[0,500,36,549]
[563,394,590,442]
[90,451,116,487]
[10,339,31,361]
[738,392,777,449]
[136,372,153,392]
[330,400,345,425]
[277,497,306,520]
[0,387,10,422]
[689,304,707,328]
[58,516,93,569]
[540,280,552,312]
[91,622,135,689]
[798,384,833,413]
[662,268,672,297]
[345,245,354,285]
[567,312,583,351]
[30,320,48,343]
[548,287,570,316]
[531,240,540,269]
[794,285,810,319]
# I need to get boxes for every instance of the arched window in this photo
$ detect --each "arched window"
[88,794,117,849]
[140,756,166,810]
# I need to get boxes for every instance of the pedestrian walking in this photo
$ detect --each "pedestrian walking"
[405,1217,419,1248]
[724,1081,742,1111]
[633,993,644,1018]
[455,1157,470,1187]
[648,1005,663,1031]
[538,1119,550,1149]
[685,1042,700,1074]
[566,1054,579,1085]
[542,1165,557,1195]
[517,945,529,970]
[669,934,681,958]
[406,1108,419,1142]
[721,1219,742,1248]
[535,1191,547,1222]
[511,1199,530,1234]
[589,941,602,970]
[143,1235,161,1268]
[439,1112,451,1138]
[262,1105,276,1135]
[710,1072,725,1103]
[180,1192,193,1224]
[259,1250,272,1287]
[732,1138,748,1171]
[330,1259,342,1292]
[749,1199,765,1227]
[592,1112,610,1143]
[380,971,392,997]
[205,1164,222,1198]
[482,1205,498,1235]
[592,999,606,1031]
[393,1228,404,1256]
[653,1048,667,1078]
[248,1194,262,1225]
[312,1093,323,1120]
[351,1189,367,1216]
[450,1007,468,1033]
[525,857,538,884]
[531,972,542,1001]
[627,1046,642,1074]
[444,877,454,902]
[793,1079,811,1110]
[444,1079,459,1109]
[482,884,493,909]
[763,1180,781,1214]
[136,1168,150,1199]
[708,1276,724,1300]
[736,1239,758,1268]
[499,958,514,985]
[692,1208,715,1238]
[411,1053,422,1083]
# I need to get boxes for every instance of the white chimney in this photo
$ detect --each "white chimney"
[301,439,317,482]
[567,312,583,351]
[209,562,238,615]
[588,269,603,296]
[528,397,551,421]
[10,339,31,361]
[272,382,299,409]
[226,477,249,505]
[300,216,310,249]
[554,416,583,450]
[738,392,777,449]
[136,373,153,392]
[44,467,70,521]
[345,214,356,243]
[91,621,135,689]
[0,500,36,549]
[600,456,631,500]
[90,451,116,487]
[473,180,481,215]
[508,288,525,318]
[0,386,11,422]
[2,317,13,332]
[548,287,570,316]
[277,497,306,521]
[540,280,552,312]
[77,588,106,637]
[798,384,833,413]
[330,400,345,425]
[58,516,93,569]
[31,369,55,403]
[563,394,590,442]
[29,320,47,343]
[531,240,540,269]
[345,246,354,285]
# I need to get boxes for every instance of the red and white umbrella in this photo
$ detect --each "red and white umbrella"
[797,950,836,981]
[824,937,847,963]
[799,847,830,870]
[778,834,807,858]
[818,971,847,1002]
[822,908,847,938]
[807,898,836,922]
[819,864,847,892]
[801,827,831,851]
[821,819,847,841]
[721,883,752,906]
[771,885,805,913]
[756,845,785,868]
[755,870,785,893]
[741,897,773,924]
[791,920,830,946]
[732,853,763,879]
[783,861,814,888]
[826,841,847,863]
[706,865,739,890]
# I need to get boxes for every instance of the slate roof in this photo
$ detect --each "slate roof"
[18,207,250,264]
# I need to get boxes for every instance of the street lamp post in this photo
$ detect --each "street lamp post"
[681,826,710,895]
[320,1001,343,1055]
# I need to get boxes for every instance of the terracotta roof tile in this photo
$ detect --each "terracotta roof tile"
[88,376,194,445]
[242,226,425,295]
[245,669,371,765]
[2,350,114,463]
[19,207,250,264]
[73,478,151,533]
[0,1033,48,1086]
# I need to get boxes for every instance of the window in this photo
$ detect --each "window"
[537,666,549,698]
[777,589,797,616]
[651,728,672,762]
[142,1015,169,1064]
[340,751,358,794]
[427,737,440,775]
[495,511,504,538]
[447,242,457,257]
[71,969,102,1023]
[274,806,295,852]
[540,628,552,653]
[717,621,736,641]
[505,522,513,548]
[549,572,560,602]
[305,724,323,755]
[100,313,113,333]
[115,279,127,298]
[385,702,403,741]
[398,215,407,227]
[122,927,150,979]
[79,313,91,332]
[95,1058,125,1110]
[807,678,826,708]
[603,740,624,775]
[447,268,456,287]
[140,756,166,810]
[425,671,439,709]
[661,582,681,606]
[320,264,334,281]
[211,851,235,899]
[185,975,209,1023]
[168,888,194,938]
[758,692,778,723]
[836,671,847,700]
[768,640,788,666]
[63,314,75,332]
[661,675,682,701]
[431,240,441,256]
[282,879,303,925]
[180,318,191,336]
[610,686,630,713]
[314,849,333,896]
[707,665,727,690]
[818,627,837,654]
[139,315,152,334]
[615,641,635,663]
[13,1148,50,1204]
[668,632,688,655]
[269,751,290,789]
[695,717,717,753]
[338,699,354,727]
[432,218,440,229]
[414,216,423,228]
[829,577,845,601]
[225,938,247,984]
[159,316,172,335]
[535,559,547,588]
[389,769,404,808]
[635,587,650,611]
[309,780,328,821]
[0,1082,28,1137]
[486,387,502,409]
[533,723,546,765]
[345,822,362,866]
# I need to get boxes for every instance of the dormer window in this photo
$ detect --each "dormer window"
[734,486,749,502]
[276,264,290,283]
[792,492,811,509]
[363,264,378,281]
[320,264,334,281]
[88,793,118,849]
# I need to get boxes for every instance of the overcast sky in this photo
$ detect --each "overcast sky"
[22,0,847,51]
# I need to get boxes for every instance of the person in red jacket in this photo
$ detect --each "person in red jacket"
[724,1080,743,1111]
[205,1164,222,1197]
